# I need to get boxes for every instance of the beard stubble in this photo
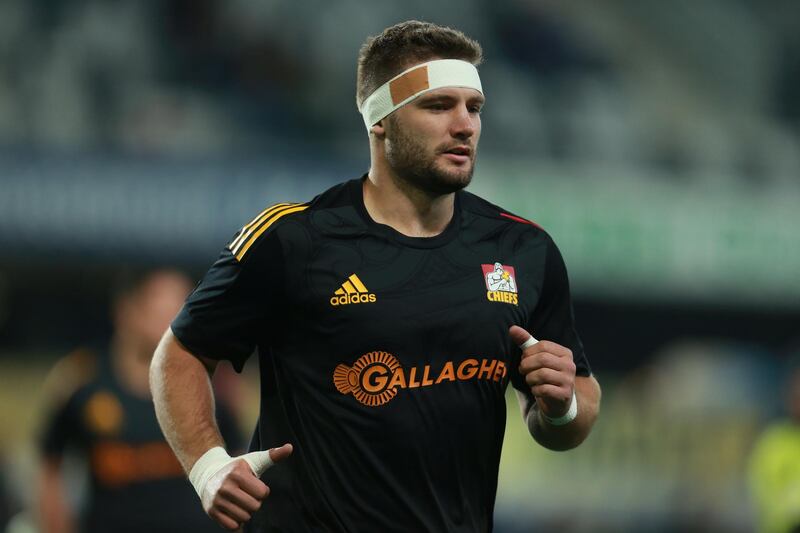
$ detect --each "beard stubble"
[384,117,476,196]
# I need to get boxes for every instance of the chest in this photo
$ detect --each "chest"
[280,234,542,365]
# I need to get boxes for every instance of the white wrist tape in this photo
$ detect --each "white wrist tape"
[358,59,483,130]
[518,335,578,426]
[542,391,578,426]
[189,446,274,501]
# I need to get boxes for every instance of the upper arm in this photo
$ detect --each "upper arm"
[151,328,218,384]
[170,227,286,372]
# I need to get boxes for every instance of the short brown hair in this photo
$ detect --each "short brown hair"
[356,20,483,108]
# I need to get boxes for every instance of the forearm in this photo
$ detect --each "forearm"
[150,328,225,473]
[38,460,74,533]
[525,375,601,451]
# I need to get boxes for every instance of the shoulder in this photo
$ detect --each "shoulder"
[226,179,356,263]
[460,190,552,244]
[41,348,99,409]
[461,190,544,229]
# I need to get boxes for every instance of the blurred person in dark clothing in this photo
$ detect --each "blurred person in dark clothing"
[36,269,242,533]
[749,362,800,533]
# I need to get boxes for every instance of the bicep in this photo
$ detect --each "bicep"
[152,328,217,383]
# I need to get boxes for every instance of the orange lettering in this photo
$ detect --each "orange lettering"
[457,359,479,380]
[361,365,389,393]
[408,367,421,388]
[91,441,183,487]
[421,365,434,386]
[493,361,507,382]
[388,368,407,389]
[435,362,456,384]
[478,359,497,380]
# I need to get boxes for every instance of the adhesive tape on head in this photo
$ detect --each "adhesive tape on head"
[358,59,483,130]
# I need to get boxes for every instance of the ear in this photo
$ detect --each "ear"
[370,120,386,139]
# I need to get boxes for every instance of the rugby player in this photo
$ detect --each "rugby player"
[38,270,242,532]
[151,20,601,532]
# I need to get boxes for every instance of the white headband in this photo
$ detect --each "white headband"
[358,59,483,130]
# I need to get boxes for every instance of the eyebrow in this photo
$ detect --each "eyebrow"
[416,93,485,106]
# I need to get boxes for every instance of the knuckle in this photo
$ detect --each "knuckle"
[217,485,234,499]
[249,481,268,499]
[229,467,247,481]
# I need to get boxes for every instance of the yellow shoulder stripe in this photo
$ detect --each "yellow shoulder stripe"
[229,202,295,251]
[233,204,309,261]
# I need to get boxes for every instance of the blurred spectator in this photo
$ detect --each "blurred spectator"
[0,457,12,531]
[749,361,800,533]
[35,269,242,533]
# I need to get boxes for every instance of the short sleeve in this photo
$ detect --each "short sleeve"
[39,394,79,458]
[511,235,590,393]
[38,349,96,457]
[171,231,285,372]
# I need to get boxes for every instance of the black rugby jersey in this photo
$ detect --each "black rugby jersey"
[172,176,591,533]
[40,349,241,533]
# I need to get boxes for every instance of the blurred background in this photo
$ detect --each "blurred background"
[1,0,799,531]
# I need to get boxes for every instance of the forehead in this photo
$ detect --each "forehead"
[415,86,485,103]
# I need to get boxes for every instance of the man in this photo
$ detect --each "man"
[38,270,242,533]
[749,363,800,533]
[151,20,601,532]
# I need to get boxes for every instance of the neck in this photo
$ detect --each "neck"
[111,335,152,398]
[364,162,455,238]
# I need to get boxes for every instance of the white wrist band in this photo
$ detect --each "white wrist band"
[189,446,275,501]
[542,391,578,426]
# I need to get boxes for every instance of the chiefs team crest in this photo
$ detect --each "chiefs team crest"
[482,263,518,305]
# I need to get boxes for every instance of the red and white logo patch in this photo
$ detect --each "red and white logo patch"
[481,263,518,305]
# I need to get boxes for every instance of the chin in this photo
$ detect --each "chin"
[431,164,473,193]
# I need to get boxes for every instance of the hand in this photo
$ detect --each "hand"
[509,325,576,418]
[201,444,293,531]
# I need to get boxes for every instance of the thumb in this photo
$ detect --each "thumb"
[241,443,293,477]
[509,325,538,350]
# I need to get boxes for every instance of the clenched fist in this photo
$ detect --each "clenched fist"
[509,325,576,420]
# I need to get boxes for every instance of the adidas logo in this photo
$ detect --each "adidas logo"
[330,274,377,306]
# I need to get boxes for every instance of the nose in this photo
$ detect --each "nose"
[450,104,477,140]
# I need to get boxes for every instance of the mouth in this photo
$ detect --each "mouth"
[441,145,472,164]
